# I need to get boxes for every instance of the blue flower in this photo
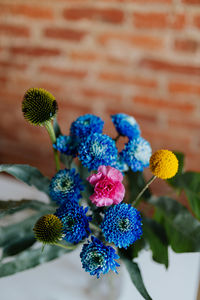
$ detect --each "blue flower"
[111,155,129,174]
[80,236,120,278]
[55,202,91,244]
[101,203,143,249]
[111,113,140,139]
[53,135,78,157]
[49,169,84,204]
[70,114,104,140]
[78,133,118,171]
[120,137,152,172]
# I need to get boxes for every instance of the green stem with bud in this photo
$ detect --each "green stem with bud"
[133,175,157,208]
[44,120,60,171]
[53,242,77,250]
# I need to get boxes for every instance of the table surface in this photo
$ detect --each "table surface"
[0,175,199,300]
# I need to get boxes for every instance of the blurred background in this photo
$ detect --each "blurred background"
[0,0,200,179]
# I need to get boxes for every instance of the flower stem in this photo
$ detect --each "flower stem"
[133,175,157,207]
[90,223,101,232]
[44,120,60,171]
[53,242,77,250]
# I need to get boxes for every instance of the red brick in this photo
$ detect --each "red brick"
[169,81,200,95]
[98,33,163,50]
[10,46,61,56]
[133,95,195,112]
[133,13,168,29]
[182,0,200,4]
[0,61,27,70]
[168,118,200,131]
[99,72,158,88]
[133,13,185,30]
[0,24,29,37]
[44,27,87,41]
[140,58,200,76]
[81,88,122,102]
[0,4,53,19]
[70,50,98,61]
[174,38,198,52]
[63,7,124,24]
[40,66,87,79]
[171,14,186,30]
[193,15,200,29]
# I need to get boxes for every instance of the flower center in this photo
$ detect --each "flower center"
[87,252,105,271]
[118,218,130,232]
[59,176,73,192]
[91,142,106,157]
[95,178,114,196]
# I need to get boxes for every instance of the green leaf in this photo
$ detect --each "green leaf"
[0,199,54,218]
[53,118,62,138]
[120,255,153,300]
[126,170,151,203]
[0,244,73,278]
[119,238,146,260]
[150,196,200,252]
[0,164,50,195]
[0,208,54,247]
[142,217,168,268]
[60,153,73,169]
[2,235,36,258]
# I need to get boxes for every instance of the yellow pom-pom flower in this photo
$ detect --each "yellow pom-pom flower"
[149,149,178,179]
[33,214,63,244]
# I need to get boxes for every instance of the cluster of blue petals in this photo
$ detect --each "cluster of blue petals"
[78,133,118,171]
[101,203,143,249]
[49,168,84,205]
[111,113,140,139]
[55,202,92,244]
[70,114,104,140]
[55,202,91,244]
[111,155,129,174]
[53,135,78,157]
[80,236,120,278]
[120,137,152,172]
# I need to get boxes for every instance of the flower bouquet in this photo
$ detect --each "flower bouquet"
[0,88,200,300]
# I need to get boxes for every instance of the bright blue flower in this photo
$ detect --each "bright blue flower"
[78,133,118,171]
[111,113,140,139]
[55,202,91,244]
[70,114,104,140]
[120,137,152,172]
[101,203,143,249]
[49,169,84,204]
[80,236,120,278]
[111,155,129,174]
[53,135,78,157]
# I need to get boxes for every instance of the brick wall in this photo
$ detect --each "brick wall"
[0,0,200,179]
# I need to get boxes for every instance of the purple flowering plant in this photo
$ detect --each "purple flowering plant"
[0,88,200,300]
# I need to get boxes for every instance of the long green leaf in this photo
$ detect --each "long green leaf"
[143,217,168,268]
[0,199,54,218]
[0,208,54,247]
[0,164,50,195]
[0,244,73,277]
[120,256,153,300]
[150,196,200,252]
[2,234,36,258]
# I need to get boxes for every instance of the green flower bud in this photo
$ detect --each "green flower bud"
[33,214,63,244]
[22,88,58,126]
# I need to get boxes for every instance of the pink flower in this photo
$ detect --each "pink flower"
[87,165,125,207]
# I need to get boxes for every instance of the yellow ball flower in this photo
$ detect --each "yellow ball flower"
[149,149,178,179]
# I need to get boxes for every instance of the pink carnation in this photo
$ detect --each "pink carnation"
[86,165,125,207]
